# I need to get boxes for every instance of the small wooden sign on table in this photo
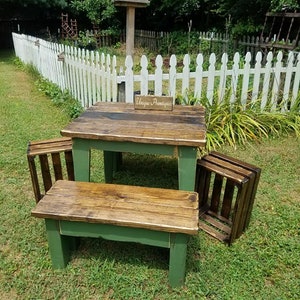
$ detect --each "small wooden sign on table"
[134,95,173,111]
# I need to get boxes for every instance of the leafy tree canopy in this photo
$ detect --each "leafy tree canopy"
[270,0,300,11]
[0,0,68,19]
[1,0,68,8]
[70,0,116,26]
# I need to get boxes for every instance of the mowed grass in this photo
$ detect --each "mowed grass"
[0,50,299,299]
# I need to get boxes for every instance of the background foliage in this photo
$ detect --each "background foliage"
[1,0,299,39]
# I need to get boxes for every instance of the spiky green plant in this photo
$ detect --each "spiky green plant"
[177,90,300,152]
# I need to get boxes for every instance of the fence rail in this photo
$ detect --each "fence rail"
[12,33,300,112]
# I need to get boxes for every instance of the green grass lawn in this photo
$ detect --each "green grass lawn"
[0,50,299,299]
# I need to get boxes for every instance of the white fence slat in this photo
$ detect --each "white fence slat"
[194,54,203,99]
[154,55,163,95]
[292,52,300,107]
[101,53,106,102]
[219,53,228,103]
[90,51,95,105]
[230,52,240,105]
[261,52,273,110]
[106,54,112,102]
[95,51,101,103]
[85,50,91,107]
[182,54,190,96]
[169,55,177,98]
[141,55,149,95]
[125,55,134,103]
[282,51,294,111]
[207,53,216,104]
[111,55,117,102]
[271,51,283,111]
[252,52,262,103]
[241,52,251,108]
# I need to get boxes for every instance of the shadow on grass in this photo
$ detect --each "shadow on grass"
[113,153,179,189]
[69,152,200,276]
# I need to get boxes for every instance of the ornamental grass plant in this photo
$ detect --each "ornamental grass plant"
[176,90,300,151]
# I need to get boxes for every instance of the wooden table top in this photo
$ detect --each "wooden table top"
[61,102,206,147]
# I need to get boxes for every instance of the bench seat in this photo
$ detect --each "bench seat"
[32,180,199,287]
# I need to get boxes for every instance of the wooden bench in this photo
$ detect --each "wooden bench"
[31,180,199,288]
[195,151,261,245]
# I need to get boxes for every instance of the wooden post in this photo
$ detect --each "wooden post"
[114,1,150,57]
[126,6,135,57]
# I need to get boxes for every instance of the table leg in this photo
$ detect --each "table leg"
[45,219,74,269]
[103,151,123,183]
[72,138,90,182]
[103,151,114,183]
[169,233,189,288]
[178,146,198,191]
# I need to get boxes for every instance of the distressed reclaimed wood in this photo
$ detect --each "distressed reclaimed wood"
[195,152,261,245]
[206,151,261,231]
[61,102,206,147]
[32,180,199,235]
[27,137,73,155]
[31,180,199,288]
[27,137,74,202]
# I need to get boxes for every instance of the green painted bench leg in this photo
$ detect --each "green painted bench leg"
[169,233,189,288]
[45,219,73,269]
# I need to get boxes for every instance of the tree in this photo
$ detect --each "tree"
[212,0,271,36]
[137,0,219,31]
[271,0,300,11]
[0,0,68,19]
[0,0,68,10]
[70,0,116,28]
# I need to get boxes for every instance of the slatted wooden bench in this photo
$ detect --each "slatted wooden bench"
[31,180,199,288]
[195,151,261,245]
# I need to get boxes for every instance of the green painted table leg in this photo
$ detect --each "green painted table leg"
[115,152,123,171]
[72,138,90,182]
[45,219,74,269]
[178,146,198,191]
[103,151,123,183]
[169,233,189,288]
[103,151,114,183]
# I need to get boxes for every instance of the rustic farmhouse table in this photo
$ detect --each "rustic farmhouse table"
[61,102,206,191]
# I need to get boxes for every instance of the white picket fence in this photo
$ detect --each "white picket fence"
[13,33,118,108]
[12,33,300,111]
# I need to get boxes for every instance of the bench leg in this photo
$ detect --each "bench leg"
[45,219,74,269]
[169,233,189,288]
